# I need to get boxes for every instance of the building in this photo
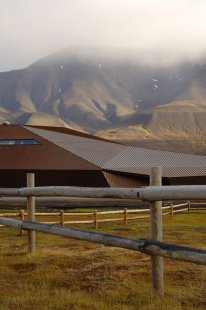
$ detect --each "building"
[0,123,206,188]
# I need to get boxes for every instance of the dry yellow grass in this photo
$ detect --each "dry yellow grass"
[0,211,205,310]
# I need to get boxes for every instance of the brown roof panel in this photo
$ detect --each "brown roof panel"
[26,125,117,143]
[25,126,126,166]
[103,146,206,177]
[0,124,101,170]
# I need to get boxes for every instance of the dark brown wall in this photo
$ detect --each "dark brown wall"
[1,169,204,189]
[0,170,109,188]
[169,176,206,185]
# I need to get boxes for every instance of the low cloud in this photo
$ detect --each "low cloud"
[1,0,206,71]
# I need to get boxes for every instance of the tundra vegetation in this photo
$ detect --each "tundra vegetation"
[0,210,205,310]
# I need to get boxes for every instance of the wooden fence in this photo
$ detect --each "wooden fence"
[0,202,195,229]
[0,196,140,207]
[0,168,206,297]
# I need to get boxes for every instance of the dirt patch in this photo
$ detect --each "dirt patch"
[12,262,39,273]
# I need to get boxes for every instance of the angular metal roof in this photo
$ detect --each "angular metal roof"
[25,126,206,178]
[104,147,206,177]
[26,125,111,142]
[0,125,100,170]
[25,126,126,167]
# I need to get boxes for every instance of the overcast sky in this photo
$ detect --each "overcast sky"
[1,0,206,72]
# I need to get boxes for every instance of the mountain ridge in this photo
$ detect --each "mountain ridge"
[1,48,206,153]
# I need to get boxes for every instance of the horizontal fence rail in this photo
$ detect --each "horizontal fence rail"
[0,217,206,265]
[1,185,206,200]
[0,202,192,228]
[0,197,140,207]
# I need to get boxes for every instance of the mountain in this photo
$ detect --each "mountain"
[1,48,206,153]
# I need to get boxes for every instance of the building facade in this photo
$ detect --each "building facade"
[0,124,206,188]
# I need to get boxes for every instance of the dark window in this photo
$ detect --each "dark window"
[0,139,40,145]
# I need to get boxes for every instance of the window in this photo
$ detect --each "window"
[0,139,40,145]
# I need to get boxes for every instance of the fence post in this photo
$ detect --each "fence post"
[94,210,98,229]
[188,201,191,214]
[60,210,64,226]
[150,167,164,296]
[19,209,25,235]
[170,204,174,219]
[27,173,35,253]
[124,208,128,226]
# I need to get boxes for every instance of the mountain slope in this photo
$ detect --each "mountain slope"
[1,48,206,150]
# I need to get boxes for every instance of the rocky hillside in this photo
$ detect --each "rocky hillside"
[1,48,206,152]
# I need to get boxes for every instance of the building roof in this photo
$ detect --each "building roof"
[26,125,112,142]
[25,126,126,167]
[0,124,206,178]
[0,125,100,170]
[24,125,206,178]
[104,147,206,178]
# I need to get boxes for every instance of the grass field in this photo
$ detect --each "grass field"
[0,211,205,310]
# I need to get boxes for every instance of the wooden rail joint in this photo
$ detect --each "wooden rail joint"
[138,239,206,265]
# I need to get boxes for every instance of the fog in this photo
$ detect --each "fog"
[1,0,206,71]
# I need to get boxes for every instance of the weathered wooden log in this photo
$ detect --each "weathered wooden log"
[64,220,94,224]
[124,208,127,226]
[60,210,64,226]
[188,201,191,214]
[150,167,164,296]
[172,203,188,208]
[94,211,98,229]
[0,215,150,225]
[140,186,206,201]
[162,206,171,210]
[0,217,206,265]
[97,210,124,215]
[0,213,19,217]
[170,204,174,219]
[0,197,141,207]
[142,240,206,265]
[27,174,35,253]
[19,210,25,235]
[172,208,188,214]
[127,208,150,213]
[0,187,139,199]
[2,185,206,200]
[35,212,60,216]
[63,212,94,216]
[0,210,148,217]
